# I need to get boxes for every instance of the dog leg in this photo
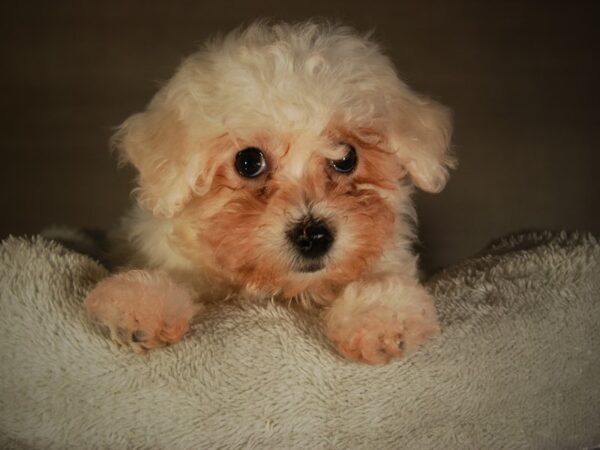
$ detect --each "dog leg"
[84,270,202,353]
[324,274,439,364]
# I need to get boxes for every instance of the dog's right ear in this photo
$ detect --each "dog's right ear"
[113,101,202,218]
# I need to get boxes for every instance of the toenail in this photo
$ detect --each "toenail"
[132,330,146,342]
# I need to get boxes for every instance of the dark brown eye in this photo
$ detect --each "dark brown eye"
[235,147,267,178]
[329,144,358,174]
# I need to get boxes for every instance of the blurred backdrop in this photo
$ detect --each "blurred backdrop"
[1,1,598,272]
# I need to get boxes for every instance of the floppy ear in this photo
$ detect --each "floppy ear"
[112,104,202,218]
[388,90,454,193]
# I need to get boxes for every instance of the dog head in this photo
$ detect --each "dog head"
[115,21,453,300]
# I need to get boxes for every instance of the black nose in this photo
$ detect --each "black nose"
[287,217,334,259]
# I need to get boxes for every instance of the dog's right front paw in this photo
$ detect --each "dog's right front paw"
[84,270,201,353]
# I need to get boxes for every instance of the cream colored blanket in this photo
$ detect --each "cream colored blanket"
[0,231,599,449]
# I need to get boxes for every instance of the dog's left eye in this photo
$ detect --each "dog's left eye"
[329,144,358,174]
[235,147,267,178]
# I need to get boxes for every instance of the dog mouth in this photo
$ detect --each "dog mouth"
[294,260,325,273]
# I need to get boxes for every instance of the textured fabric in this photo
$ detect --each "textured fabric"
[0,231,599,449]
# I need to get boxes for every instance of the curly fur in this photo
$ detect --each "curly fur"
[85,20,454,364]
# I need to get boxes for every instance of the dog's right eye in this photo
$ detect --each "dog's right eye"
[235,147,267,178]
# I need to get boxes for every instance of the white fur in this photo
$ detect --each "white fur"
[113,20,453,218]
[88,20,454,364]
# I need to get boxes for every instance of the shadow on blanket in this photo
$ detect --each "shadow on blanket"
[0,231,599,449]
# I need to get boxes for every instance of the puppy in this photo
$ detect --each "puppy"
[85,21,453,364]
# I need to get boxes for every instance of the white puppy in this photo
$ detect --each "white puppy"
[85,20,453,364]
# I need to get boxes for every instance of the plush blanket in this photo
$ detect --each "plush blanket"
[0,231,599,449]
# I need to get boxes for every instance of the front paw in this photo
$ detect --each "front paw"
[84,270,201,353]
[326,288,440,364]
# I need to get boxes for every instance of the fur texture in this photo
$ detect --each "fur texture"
[85,20,454,363]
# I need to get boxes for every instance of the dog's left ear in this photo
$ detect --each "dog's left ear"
[387,89,454,193]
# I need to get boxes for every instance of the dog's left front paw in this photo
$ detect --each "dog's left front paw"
[325,303,439,364]
[324,276,440,365]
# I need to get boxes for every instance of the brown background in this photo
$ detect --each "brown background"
[1,1,598,272]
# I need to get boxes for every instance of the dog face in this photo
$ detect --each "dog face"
[115,22,453,300]
[177,127,402,301]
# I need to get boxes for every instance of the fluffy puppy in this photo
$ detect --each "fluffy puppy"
[85,21,453,364]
